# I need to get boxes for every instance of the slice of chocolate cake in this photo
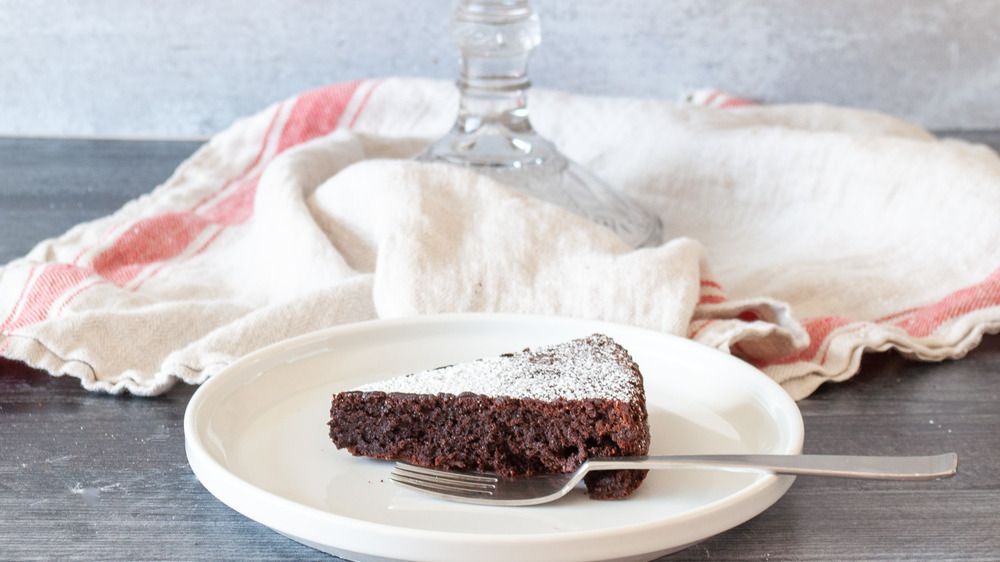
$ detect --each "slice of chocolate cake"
[328,333,650,500]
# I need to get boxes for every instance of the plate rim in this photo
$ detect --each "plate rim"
[184,313,804,561]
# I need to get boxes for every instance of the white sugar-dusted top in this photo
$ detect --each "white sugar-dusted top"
[352,334,641,402]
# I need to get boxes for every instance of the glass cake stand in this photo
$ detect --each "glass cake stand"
[416,0,663,249]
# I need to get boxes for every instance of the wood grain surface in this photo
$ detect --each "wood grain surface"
[1,137,997,560]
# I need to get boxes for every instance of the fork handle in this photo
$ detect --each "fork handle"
[587,453,958,481]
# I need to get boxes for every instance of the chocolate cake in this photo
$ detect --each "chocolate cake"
[328,333,650,500]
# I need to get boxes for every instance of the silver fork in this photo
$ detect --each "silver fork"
[390,452,958,506]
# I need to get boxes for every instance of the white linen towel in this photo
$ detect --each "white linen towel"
[2,78,998,399]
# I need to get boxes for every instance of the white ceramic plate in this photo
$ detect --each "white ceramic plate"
[185,314,803,561]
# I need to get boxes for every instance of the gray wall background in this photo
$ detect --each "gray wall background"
[3,0,999,138]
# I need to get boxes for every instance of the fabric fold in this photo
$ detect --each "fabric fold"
[2,77,999,400]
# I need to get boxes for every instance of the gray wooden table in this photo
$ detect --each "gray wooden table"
[1,137,997,560]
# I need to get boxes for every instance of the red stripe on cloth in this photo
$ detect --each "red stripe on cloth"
[717,98,754,108]
[0,264,38,332]
[750,266,1000,371]
[0,264,92,334]
[192,81,369,227]
[70,219,128,265]
[691,89,755,109]
[102,81,370,284]
[276,80,365,151]
[697,295,727,305]
[2,80,376,341]
[699,279,724,291]
[1,103,290,335]
[129,223,227,293]
[697,279,726,305]
[189,99,289,224]
[700,90,722,107]
[755,315,853,367]
[199,174,261,226]
[880,266,1000,338]
[347,82,380,129]
[688,319,716,339]
[90,211,214,287]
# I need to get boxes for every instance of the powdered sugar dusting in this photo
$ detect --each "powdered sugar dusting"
[353,334,641,402]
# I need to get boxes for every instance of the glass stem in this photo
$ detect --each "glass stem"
[416,0,663,248]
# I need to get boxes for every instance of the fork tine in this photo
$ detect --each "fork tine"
[392,478,493,496]
[390,464,497,499]
[392,462,498,484]
[389,462,584,506]
[391,473,495,495]
[390,472,495,493]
